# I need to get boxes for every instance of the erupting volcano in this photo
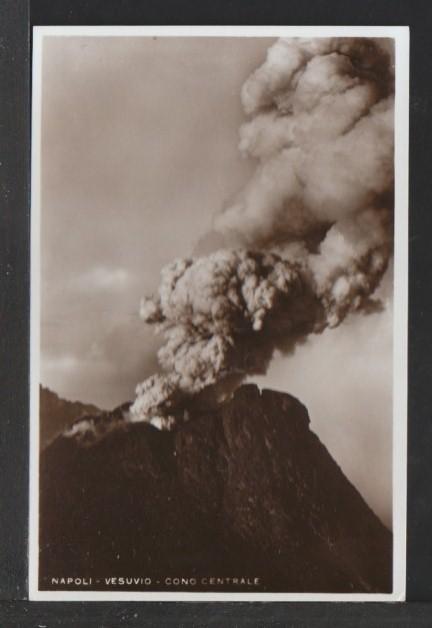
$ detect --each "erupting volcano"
[38,33,398,596]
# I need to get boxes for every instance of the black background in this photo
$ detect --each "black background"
[1,0,432,625]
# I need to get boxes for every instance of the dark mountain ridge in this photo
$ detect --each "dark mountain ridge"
[39,384,392,593]
[39,385,100,449]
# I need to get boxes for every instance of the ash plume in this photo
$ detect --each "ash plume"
[215,37,394,249]
[130,37,394,429]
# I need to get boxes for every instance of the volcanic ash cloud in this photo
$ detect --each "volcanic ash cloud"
[130,37,395,429]
[215,37,394,249]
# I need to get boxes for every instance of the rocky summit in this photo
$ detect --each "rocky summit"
[39,384,392,593]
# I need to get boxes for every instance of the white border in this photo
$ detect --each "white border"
[29,25,410,602]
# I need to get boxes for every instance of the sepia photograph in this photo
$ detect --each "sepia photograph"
[29,26,409,601]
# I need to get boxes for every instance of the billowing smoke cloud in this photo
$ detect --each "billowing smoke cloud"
[215,37,394,247]
[130,37,394,429]
[131,250,321,428]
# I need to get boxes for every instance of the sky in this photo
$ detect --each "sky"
[40,35,393,525]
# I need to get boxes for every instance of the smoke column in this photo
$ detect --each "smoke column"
[130,37,394,429]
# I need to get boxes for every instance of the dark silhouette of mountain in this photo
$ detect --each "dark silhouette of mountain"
[39,384,392,593]
[39,385,100,450]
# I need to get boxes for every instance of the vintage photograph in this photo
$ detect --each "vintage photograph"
[30,27,409,601]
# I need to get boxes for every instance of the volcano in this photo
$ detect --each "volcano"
[39,384,392,593]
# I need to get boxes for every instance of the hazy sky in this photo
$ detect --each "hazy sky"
[40,36,393,525]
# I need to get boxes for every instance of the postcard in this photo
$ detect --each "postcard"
[29,26,409,601]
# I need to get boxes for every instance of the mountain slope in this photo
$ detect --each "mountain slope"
[39,386,100,449]
[39,384,392,593]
